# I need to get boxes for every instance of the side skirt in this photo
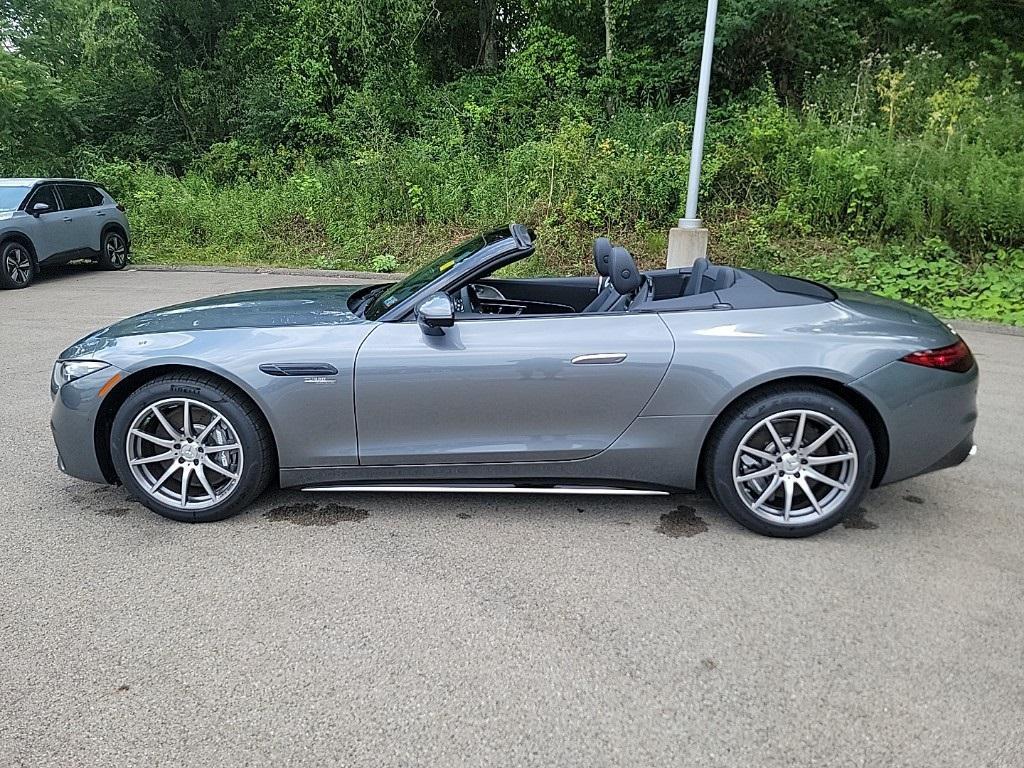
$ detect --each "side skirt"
[279,414,714,492]
[304,484,668,496]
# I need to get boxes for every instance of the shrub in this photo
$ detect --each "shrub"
[77,54,1024,325]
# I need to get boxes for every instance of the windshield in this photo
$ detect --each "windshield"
[365,233,488,320]
[0,186,31,212]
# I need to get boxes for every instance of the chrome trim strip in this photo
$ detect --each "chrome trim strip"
[570,353,627,365]
[303,485,667,496]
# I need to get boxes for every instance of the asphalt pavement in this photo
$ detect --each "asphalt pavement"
[2,264,1022,767]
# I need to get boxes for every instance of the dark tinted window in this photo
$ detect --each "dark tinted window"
[27,185,59,211]
[85,186,104,206]
[57,184,96,209]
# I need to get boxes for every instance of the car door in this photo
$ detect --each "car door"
[353,313,674,465]
[20,184,67,262]
[82,185,111,249]
[55,183,102,254]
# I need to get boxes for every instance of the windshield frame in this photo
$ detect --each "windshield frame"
[0,185,33,213]
[364,226,530,322]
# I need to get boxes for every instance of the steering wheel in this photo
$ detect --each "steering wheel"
[457,284,479,314]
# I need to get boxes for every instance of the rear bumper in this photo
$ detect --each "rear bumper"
[920,434,977,476]
[50,367,121,484]
[851,360,979,485]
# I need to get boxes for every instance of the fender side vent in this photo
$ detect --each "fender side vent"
[260,363,339,377]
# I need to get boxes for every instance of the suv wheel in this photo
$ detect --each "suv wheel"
[98,230,129,270]
[0,240,35,289]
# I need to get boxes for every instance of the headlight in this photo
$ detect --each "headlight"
[52,360,109,388]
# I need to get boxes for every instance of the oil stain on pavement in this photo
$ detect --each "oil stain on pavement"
[656,505,708,538]
[96,508,131,518]
[842,507,879,530]
[264,502,369,526]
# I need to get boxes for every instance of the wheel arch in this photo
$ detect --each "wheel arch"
[696,375,890,488]
[94,363,279,484]
[100,221,129,250]
[1,231,39,267]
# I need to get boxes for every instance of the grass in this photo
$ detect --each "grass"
[127,217,1024,327]
[92,60,1024,327]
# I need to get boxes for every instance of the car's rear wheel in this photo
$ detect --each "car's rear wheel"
[110,374,274,522]
[704,386,875,537]
[98,229,129,270]
[1,240,35,289]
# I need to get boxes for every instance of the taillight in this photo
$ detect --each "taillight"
[116,203,126,213]
[900,339,974,373]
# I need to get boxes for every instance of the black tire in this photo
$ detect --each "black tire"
[704,385,875,538]
[98,228,129,270]
[1,240,36,289]
[110,373,275,522]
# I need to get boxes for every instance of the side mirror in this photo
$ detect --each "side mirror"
[31,202,52,216]
[416,292,455,336]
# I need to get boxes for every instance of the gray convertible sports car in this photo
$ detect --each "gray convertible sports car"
[51,224,978,536]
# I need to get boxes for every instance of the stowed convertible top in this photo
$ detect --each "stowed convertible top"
[629,260,835,313]
[582,229,835,314]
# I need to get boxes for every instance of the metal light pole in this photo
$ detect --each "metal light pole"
[682,0,718,226]
[667,0,719,266]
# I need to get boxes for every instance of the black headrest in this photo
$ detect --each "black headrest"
[683,257,710,296]
[593,237,613,277]
[610,246,643,295]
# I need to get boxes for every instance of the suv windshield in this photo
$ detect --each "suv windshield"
[365,233,490,320]
[0,186,32,212]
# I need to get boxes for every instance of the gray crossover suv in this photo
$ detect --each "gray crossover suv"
[0,177,131,289]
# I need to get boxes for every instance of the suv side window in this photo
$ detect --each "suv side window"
[85,186,104,207]
[27,184,59,211]
[57,184,95,210]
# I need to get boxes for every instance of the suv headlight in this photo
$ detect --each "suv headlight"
[53,360,109,388]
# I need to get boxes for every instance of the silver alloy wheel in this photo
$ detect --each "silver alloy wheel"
[126,397,244,511]
[4,246,32,285]
[105,234,128,266]
[732,409,858,526]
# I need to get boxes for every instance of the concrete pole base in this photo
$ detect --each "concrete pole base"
[667,226,709,268]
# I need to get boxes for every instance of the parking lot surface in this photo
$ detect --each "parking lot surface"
[2,265,1023,767]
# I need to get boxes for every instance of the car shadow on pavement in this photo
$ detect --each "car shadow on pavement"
[36,261,111,285]
[66,480,929,538]
[252,487,718,532]
[68,480,721,535]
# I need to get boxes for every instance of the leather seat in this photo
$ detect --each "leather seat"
[683,257,710,296]
[606,246,645,311]
[582,237,619,313]
[594,237,612,283]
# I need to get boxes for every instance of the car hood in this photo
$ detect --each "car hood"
[107,284,368,334]
[61,284,371,358]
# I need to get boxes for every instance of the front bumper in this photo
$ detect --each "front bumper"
[851,360,979,486]
[50,365,123,484]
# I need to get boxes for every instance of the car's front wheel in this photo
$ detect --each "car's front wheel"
[98,229,129,270]
[1,240,35,289]
[704,386,875,537]
[110,373,275,522]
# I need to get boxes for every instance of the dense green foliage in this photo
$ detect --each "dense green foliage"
[3,1,1024,322]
